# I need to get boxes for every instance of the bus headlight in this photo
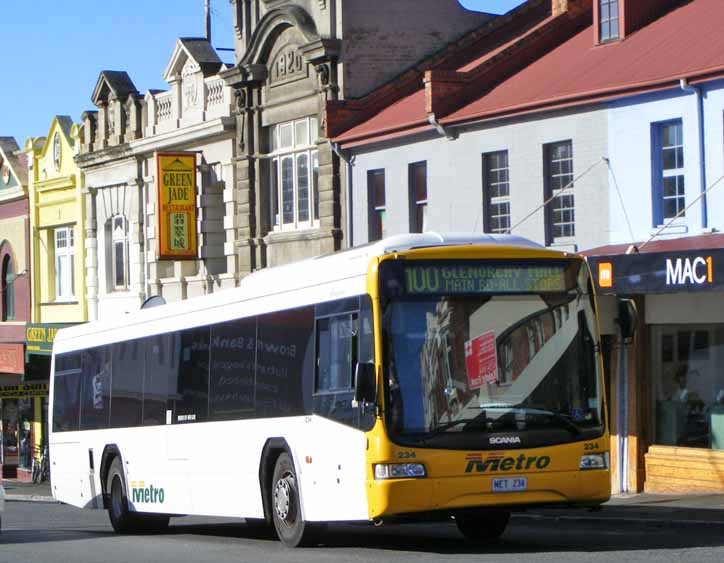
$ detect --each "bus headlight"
[374,463,427,480]
[580,452,609,470]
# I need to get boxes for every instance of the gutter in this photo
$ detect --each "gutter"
[679,78,708,230]
[330,142,355,248]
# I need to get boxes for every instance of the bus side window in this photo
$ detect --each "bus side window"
[53,352,82,432]
[172,327,210,424]
[315,313,357,394]
[143,334,174,426]
[209,317,256,421]
[256,307,313,418]
[80,347,111,431]
[110,339,144,428]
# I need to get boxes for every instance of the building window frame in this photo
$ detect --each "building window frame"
[54,226,75,302]
[1,253,14,321]
[482,150,511,234]
[652,119,685,226]
[269,117,320,232]
[408,161,428,233]
[110,214,129,291]
[599,0,620,43]
[367,169,386,242]
[544,140,575,245]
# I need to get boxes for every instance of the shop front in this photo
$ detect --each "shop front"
[11,323,70,481]
[0,343,26,478]
[589,235,724,494]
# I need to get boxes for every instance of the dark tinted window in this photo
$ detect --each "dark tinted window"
[143,333,175,426]
[256,307,314,417]
[110,339,144,428]
[209,317,256,421]
[52,353,82,432]
[171,327,210,423]
[80,347,111,430]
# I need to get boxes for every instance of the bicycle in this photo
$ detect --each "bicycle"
[32,444,50,484]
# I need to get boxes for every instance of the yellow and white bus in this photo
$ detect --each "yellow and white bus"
[49,233,609,547]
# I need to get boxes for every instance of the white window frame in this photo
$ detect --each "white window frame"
[599,0,620,43]
[545,140,575,243]
[111,215,129,291]
[54,226,75,302]
[482,151,511,234]
[269,117,320,232]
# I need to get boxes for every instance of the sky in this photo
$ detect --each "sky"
[0,0,526,147]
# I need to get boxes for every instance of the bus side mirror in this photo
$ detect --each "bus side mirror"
[354,362,377,405]
[616,298,638,340]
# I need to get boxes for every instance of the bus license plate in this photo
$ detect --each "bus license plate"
[492,477,527,493]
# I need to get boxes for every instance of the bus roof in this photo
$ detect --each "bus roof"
[53,232,545,348]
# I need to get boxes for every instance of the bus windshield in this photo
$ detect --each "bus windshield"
[379,258,603,449]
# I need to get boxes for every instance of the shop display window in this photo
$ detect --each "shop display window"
[652,325,724,450]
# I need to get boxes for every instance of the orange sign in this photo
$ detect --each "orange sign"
[598,262,613,288]
[157,153,197,259]
[0,343,24,375]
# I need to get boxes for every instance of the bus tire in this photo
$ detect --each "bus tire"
[454,509,510,542]
[106,458,170,533]
[107,457,138,533]
[270,452,320,547]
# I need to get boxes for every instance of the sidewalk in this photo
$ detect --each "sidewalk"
[3,479,724,529]
[519,493,724,529]
[1,479,55,503]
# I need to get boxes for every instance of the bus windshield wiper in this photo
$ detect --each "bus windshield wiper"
[422,415,491,439]
[478,403,581,435]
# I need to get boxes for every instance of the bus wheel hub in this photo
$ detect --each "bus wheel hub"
[274,475,293,521]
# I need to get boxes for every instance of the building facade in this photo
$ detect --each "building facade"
[220,0,495,272]
[331,0,724,494]
[77,39,236,320]
[22,117,86,480]
[0,137,32,479]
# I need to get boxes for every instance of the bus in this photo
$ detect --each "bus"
[49,233,610,547]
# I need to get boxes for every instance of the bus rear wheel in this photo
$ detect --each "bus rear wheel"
[454,508,510,542]
[106,458,169,533]
[270,452,321,547]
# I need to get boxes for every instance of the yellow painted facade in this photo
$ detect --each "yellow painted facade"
[25,117,86,324]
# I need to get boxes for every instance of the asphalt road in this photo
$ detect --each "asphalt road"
[2,501,724,563]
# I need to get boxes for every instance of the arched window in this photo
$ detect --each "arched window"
[2,254,14,321]
[110,215,128,290]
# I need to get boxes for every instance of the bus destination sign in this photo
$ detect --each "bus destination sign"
[403,264,569,295]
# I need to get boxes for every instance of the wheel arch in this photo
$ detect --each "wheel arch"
[258,437,296,524]
[99,444,124,509]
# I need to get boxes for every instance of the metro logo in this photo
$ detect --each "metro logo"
[665,256,713,286]
[131,481,165,504]
[464,453,551,473]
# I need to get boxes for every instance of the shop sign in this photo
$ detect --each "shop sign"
[0,343,24,375]
[157,152,197,260]
[590,249,724,295]
[0,382,48,399]
[25,323,73,355]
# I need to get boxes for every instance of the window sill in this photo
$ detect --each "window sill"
[41,301,79,306]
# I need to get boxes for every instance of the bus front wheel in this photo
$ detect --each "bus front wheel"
[454,508,510,542]
[270,452,321,547]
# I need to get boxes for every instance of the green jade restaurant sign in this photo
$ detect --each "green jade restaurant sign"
[25,323,74,356]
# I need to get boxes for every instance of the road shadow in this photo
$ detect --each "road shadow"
[157,517,724,555]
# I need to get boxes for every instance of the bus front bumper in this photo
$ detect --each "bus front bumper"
[367,468,610,518]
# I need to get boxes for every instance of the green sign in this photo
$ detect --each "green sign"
[401,263,571,295]
[25,323,74,355]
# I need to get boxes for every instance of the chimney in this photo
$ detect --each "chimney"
[552,0,592,17]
